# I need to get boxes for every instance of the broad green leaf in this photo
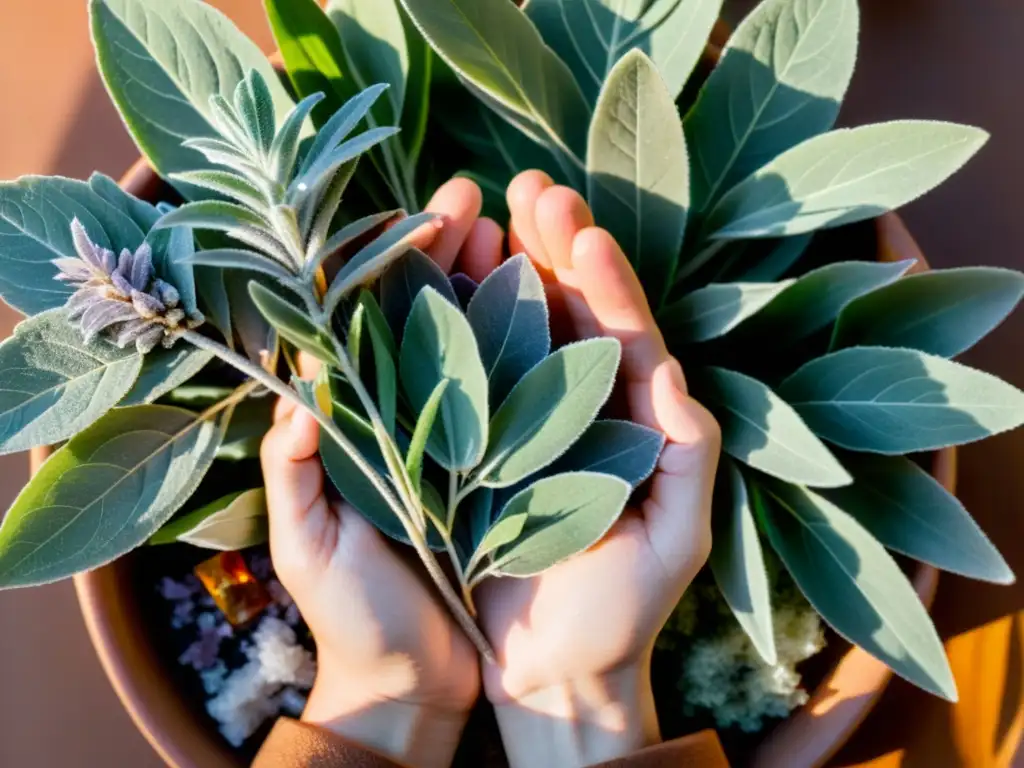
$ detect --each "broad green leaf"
[0,310,142,454]
[194,266,233,342]
[146,222,200,316]
[90,0,295,184]
[217,398,274,461]
[150,488,268,551]
[686,0,859,213]
[121,346,214,406]
[693,366,850,487]
[707,122,989,239]
[490,471,631,577]
[474,506,529,565]
[467,254,550,406]
[547,419,665,488]
[831,268,1024,357]
[248,282,337,365]
[819,453,1013,585]
[660,281,793,343]
[0,176,145,315]
[399,0,591,161]
[754,478,957,700]
[460,486,495,557]
[406,378,449,494]
[709,458,776,664]
[779,347,1024,454]
[587,50,688,301]
[400,7,433,166]
[727,234,812,283]
[225,271,277,366]
[479,338,621,487]
[400,287,489,471]
[380,248,457,339]
[0,404,223,587]
[88,172,160,231]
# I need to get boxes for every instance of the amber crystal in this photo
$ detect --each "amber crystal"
[194,552,271,626]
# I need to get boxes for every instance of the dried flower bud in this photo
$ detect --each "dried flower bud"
[152,279,180,308]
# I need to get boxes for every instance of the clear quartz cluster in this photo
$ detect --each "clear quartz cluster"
[54,218,203,353]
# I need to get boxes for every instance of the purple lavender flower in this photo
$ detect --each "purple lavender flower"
[54,218,204,353]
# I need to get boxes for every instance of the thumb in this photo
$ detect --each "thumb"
[260,405,330,540]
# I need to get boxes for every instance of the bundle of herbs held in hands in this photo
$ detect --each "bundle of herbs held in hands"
[0,70,662,660]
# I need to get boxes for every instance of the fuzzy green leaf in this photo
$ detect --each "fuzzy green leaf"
[146,223,200,317]
[185,248,294,283]
[660,281,793,343]
[380,248,458,339]
[406,378,449,494]
[548,419,664,488]
[693,366,851,487]
[121,346,214,406]
[150,488,268,551]
[779,346,1024,454]
[754,478,957,701]
[248,282,337,365]
[0,404,224,587]
[400,7,433,166]
[88,172,161,231]
[479,338,621,488]
[217,398,274,461]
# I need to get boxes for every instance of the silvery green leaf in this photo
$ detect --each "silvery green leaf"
[400,7,432,167]
[0,176,145,315]
[88,172,161,231]
[467,254,550,407]
[819,452,1013,585]
[300,159,361,249]
[587,50,688,302]
[150,488,268,551]
[225,272,276,365]
[709,458,776,664]
[753,478,957,700]
[707,122,989,239]
[271,93,327,184]
[380,248,458,339]
[168,171,266,211]
[233,70,277,154]
[357,290,398,360]
[780,347,1024,454]
[547,419,664,488]
[473,505,529,566]
[248,282,337,365]
[216,398,274,460]
[0,309,143,454]
[405,378,448,495]
[831,268,1024,358]
[146,223,200,316]
[183,248,294,282]
[0,404,224,587]
[693,366,851,487]
[399,287,489,471]
[291,126,401,199]
[461,486,495,557]
[660,281,793,343]
[728,234,812,283]
[479,338,621,488]
[361,293,399,436]
[726,260,912,345]
[195,266,232,341]
[490,471,631,577]
[644,0,725,98]
[348,303,366,372]
[306,210,401,277]
[450,273,479,310]
[399,0,592,161]
[297,83,390,179]
[90,0,296,185]
[327,0,409,123]
[686,0,859,214]
[154,201,278,243]
[120,346,214,406]
[323,212,439,317]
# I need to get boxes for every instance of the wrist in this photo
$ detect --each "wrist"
[489,664,661,768]
[302,664,470,768]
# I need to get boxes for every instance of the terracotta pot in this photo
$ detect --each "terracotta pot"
[26,162,950,768]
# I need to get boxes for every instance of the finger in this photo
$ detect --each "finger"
[422,177,483,273]
[455,216,504,283]
[506,170,554,272]
[261,406,330,539]
[642,361,721,580]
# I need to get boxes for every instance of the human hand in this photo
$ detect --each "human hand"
[476,172,722,768]
[260,178,501,768]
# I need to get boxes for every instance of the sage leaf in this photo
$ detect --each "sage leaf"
[90,0,296,184]
[184,248,294,283]
[660,281,793,344]
[686,0,859,213]
[399,0,591,161]
[693,366,850,487]
[754,478,957,700]
[467,254,550,406]
[194,265,232,341]
[831,268,1024,357]
[400,287,489,471]
[226,272,277,366]
[306,210,402,279]
[474,507,529,564]
[217,398,274,461]
[88,172,160,231]
[0,176,146,315]
[490,472,631,577]
[729,235,813,283]
[548,420,664,488]
[363,296,398,436]
[406,379,449,495]
[146,222,200,316]
[479,338,621,488]
[0,310,143,454]
[248,281,337,365]
[709,458,776,664]
[587,50,688,300]
[779,347,1024,454]
[150,488,268,551]
[167,171,266,211]
[400,7,432,166]
[121,346,214,406]
[0,404,224,587]
[819,453,1013,585]
[380,248,458,339]
[707,121,989,239]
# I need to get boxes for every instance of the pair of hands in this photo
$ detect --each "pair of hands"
[260,172,721,768]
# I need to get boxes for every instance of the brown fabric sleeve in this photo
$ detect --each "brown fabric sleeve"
[590,729,730,768]
[252,717,408,768]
